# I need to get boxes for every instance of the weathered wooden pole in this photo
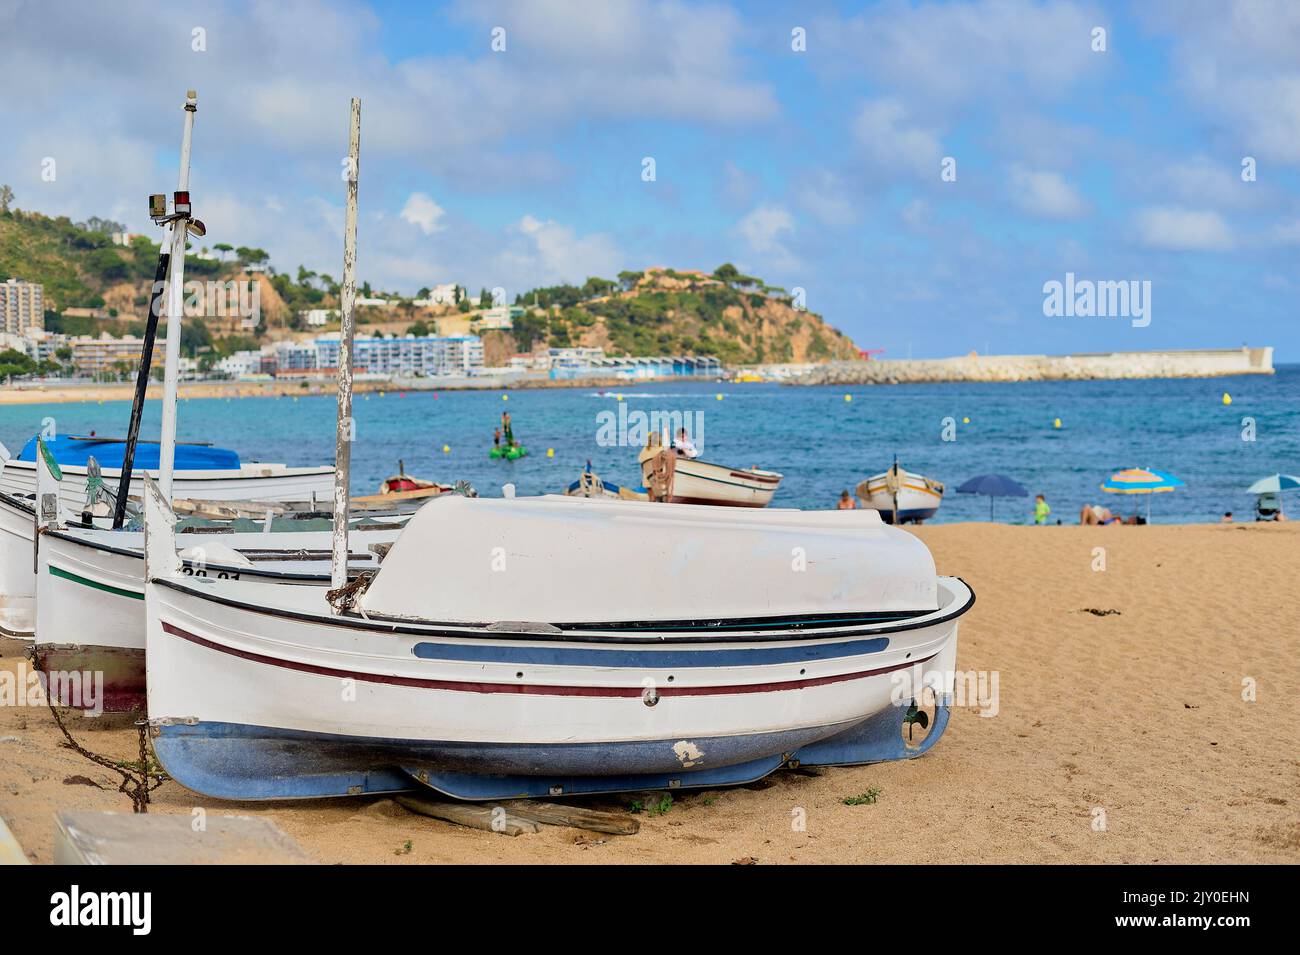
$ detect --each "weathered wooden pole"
[157,90,198,501]
[330,98,361,598]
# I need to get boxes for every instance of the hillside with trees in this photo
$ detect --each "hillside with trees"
[1,193,859,366]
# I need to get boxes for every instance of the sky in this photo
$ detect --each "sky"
[1,0,1297,359]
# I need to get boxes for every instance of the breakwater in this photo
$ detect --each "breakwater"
[797,347,1274,385]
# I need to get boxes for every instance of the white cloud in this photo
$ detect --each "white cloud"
[853,98,943,174]
[820,0,1105,107]
[735,204,794,256]
[400,193,446,235]
[795,170,857,228]
[1146,0,1300,164]
[1134,206,1234,250]
[1008,165,1089,219]
[498,215,621,287]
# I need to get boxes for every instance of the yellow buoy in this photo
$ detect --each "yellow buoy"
[1222,392,1232,405]
[615,394,623,401]
[442,444,450,453]
[502,394,509,401]
[546,448,554,458]
[844,394,852,402]
[962,416,970,424]
[1053,418,1061,429]
[716,393,724,401]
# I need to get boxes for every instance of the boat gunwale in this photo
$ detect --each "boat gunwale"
[151,575,975,645]
[44,528,359,584]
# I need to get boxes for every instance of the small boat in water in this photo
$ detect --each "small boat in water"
[143,489,974,801]
[857,459,945,524]
[638,434,782,507]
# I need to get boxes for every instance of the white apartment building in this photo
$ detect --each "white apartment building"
[273,334,484,377]
[0,278,44,334]
[413,283,459,307]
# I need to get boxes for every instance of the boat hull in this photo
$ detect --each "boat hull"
[0,460,335,513]
[640,451,782,507]
[858,471,944,524]
[0,493,36,635]
[146,574,971,800]
[35,526,393,711]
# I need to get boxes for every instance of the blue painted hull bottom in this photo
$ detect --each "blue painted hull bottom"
[153,698,952,802]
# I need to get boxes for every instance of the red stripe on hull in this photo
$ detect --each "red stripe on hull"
[161,622,933,698]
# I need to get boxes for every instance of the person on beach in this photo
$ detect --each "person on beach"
[1034,494,1050,525]
[837,490,856,510]
[1222,511,1233,523]
[1080,504,1124,525]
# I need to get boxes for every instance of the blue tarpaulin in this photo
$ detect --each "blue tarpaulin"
[17,435,241,471]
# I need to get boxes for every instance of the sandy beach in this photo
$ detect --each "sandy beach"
[0,377,634,406]
[1,521,1296,865]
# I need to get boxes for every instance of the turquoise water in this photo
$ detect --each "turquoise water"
[3,367,1297,524]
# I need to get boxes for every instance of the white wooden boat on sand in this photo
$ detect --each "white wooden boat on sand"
[143,488,973,801]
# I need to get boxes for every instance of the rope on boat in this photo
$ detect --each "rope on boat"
[326,569,375,613]
[26,646,167,813]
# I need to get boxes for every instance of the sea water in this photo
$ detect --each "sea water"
[3,366,1296,524]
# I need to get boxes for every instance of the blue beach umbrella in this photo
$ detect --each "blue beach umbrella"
[1246,474,1300,494]
[1247,474,1300,519]
[1100,467,1184,521]
[956,473,1028,520]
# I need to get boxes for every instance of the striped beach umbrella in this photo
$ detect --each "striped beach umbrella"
[1246,474,1300,494]
[1100,467,1184,520]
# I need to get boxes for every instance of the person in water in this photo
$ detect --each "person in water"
[501,411,515,447]
[1034,494,1051,525]
[493,428,501,448]
[837,490,856,510]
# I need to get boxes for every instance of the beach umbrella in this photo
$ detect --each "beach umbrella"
[1100,467,1184,521]
[1246,474,1300,494]
[1247,474,1300,519]
[956,473,1028,520]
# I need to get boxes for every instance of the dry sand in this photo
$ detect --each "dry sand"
[2,522,1296,864]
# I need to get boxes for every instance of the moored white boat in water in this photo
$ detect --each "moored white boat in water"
[144,490,973,801]
[857,460,945,524]
[639,437,782,507]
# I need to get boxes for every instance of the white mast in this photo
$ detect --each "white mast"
[157,90,198,500]
[330,98,361,598]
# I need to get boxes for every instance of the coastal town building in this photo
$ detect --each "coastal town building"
[0,278,44,334]
[68,333,146,375]
[413,283,459,307]
[269,333,485,378]
[475,305,520,330]
[299,308,338,327]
